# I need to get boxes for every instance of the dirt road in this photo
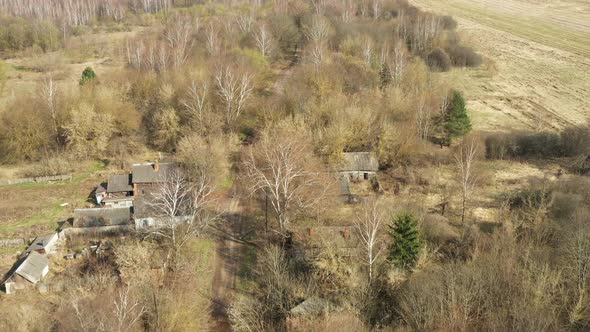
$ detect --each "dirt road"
[210,197,242,331]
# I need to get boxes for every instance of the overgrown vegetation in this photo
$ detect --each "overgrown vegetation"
[0,0,588,331]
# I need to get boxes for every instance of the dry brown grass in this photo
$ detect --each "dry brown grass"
[411,0,590,132]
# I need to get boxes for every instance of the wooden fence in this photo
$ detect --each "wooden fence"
[0,174,72,186]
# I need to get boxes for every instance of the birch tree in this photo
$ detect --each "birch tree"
[243,128,326,236]
[38,75,60,140]
[454,137,481,223]
[254,23,274,60]
[355,199,385,282]
[144,168,216,269]
[214,66,253,126]
[181,79,209,128]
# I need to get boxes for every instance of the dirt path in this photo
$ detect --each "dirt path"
[210,197,242,331]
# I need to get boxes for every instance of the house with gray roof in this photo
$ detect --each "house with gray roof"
[132,161,177,196]
[15,251,49,284]
[73,207,132,227]
[25,233,59,255]
[337,152,379,181]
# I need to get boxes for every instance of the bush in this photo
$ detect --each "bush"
[426,48,451,72]
[560,125,590,157]
[440,16,457,30]
[516,132,561,158]
[19,156,73,177]
[79,67,96,85]
[447,45,482,67]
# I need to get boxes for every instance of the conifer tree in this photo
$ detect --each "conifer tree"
[388,212,422,270]
[445,90,472,144]
[79,67,96,85]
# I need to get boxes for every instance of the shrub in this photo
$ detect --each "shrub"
[447,45,482,67]
[440,16,457,30]
[19,156,73,177]
[79,66,96,85]
[426,48,451,72]
[560,125,590,157]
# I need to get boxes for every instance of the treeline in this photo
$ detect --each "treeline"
[486,125,590,173]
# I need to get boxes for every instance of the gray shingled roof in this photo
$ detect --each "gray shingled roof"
[132,198,157,219]
[132,162,176,183]
[15,251,48,284]
[107,174,133,193]
[74,207,132,227]
[338,152,379,172]
[290,297,334,316]
[96,182,107,194]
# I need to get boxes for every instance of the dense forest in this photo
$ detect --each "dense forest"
[0,0,589,331]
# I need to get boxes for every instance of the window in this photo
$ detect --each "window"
[364,172,369,180]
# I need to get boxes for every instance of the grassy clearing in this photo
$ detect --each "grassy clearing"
[0,161,106,238]
[447,1,590,57]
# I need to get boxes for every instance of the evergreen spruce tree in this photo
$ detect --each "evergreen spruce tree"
[388,212,422,270]
[79,67,96,85]
[445,90,472,144]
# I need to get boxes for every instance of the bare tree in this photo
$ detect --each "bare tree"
[205,22,221,56]
[454,137,481,223]
[243,129,326,235]
[354,199,385,282]
[164,15,196,69]
[371,0,382,20]
[38,75,59,139]
[389,40,408,85]
[112,287,146,332]
[144,168,216,269]
[181,79,209,127]
[254,23,274,60]
[214,66,253,126]
[414,92,431,141]
[235,13,254,34]
[362,36,373,66]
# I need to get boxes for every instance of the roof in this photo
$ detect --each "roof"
[25,233,58,253]
[132,198,157,219]
[290,297,334,316]
[294,226,360,249]
[96,182,107,194]
[107,174,133,193]
[15,251,48,284]
[74,207,132,227]
[132,162,177,184]
[338,152,379,172]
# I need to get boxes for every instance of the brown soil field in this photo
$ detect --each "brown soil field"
[411,0,590,131]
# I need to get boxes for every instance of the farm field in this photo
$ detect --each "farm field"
[411,0,590,131]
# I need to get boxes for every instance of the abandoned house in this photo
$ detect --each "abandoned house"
[1,251,50,293]
[103,174,134,208]
[337,152,379,181]
[133,197,192,230]
[73,207,132,227]
[95,182,108,205]
[25,233,59,255]
[292,226,360,258]
[132,160,177,196]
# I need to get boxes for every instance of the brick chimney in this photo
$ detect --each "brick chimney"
[343,227,349,239]
[154,159,159,172]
